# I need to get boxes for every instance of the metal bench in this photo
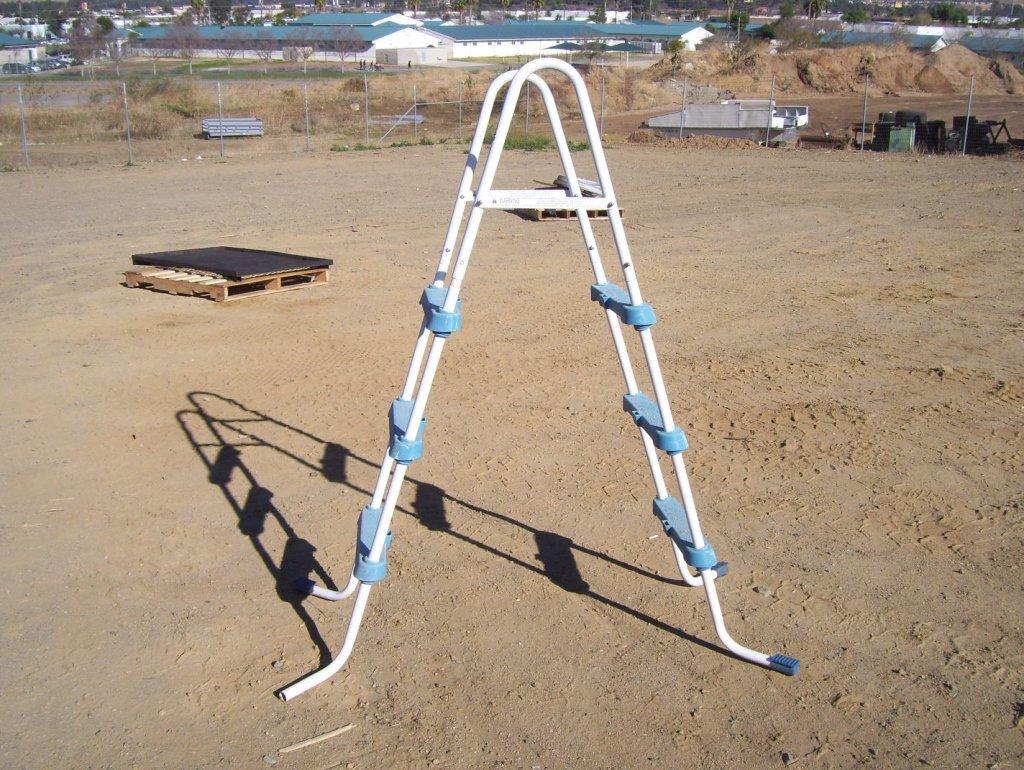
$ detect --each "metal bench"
[201,117,264,139]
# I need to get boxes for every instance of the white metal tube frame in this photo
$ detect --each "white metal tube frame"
[279,59,798,702]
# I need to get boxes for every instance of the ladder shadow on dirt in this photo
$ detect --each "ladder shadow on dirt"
[178,391,737,664]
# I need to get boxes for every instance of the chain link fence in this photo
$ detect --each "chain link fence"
[0,65,1014,170]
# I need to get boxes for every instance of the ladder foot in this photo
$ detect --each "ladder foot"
[767,653,801,676]
[295,573,360,602]
[278,582,373,701]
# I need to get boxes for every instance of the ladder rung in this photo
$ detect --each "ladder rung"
[478,189,612,211]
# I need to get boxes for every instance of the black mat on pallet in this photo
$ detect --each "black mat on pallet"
[132,246,332,281]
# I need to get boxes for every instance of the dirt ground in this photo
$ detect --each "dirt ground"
[1,144,1022,769]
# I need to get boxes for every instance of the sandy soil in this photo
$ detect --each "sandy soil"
[1,144,1022,768]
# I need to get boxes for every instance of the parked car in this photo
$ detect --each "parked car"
[1,62,33,75]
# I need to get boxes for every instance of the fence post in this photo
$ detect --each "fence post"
[412,84,418,140]
[678,78,688,139]
[216,81,225,159]
[961,75,974,157]
[303,82,311,152]
[764,74,775,147]
[860,73,869,151]
[457,80,463,140]
[17,83,30,169]
[599,69,605,141]
[363,73,370,144]
[122,81,134,165]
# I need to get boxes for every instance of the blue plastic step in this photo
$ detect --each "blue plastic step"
[590,282,657,330]
[622,392,687,454]
[354,505,393,583]
[767,653,800,676]
[388,398,426,464]
[420,285,462,337]
[652,496,717,570]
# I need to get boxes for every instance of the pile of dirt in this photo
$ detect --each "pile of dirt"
[648,42,1024,97]
[627,128,760,149]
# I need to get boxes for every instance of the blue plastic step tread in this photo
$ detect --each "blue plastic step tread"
[768,653,800,676]
[388,398,426,464]
[622,392,688,454]
[420,286,462,336]
[354,505,393,583]
[590,283,657,330]
[652,496,717,569]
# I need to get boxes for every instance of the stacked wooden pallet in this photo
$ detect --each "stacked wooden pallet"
[518,175,624,222]
[123,265,328,302]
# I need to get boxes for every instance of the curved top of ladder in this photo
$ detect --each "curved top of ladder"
[473,58,619,215]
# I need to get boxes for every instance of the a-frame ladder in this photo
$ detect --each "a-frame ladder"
[280,58,799,702]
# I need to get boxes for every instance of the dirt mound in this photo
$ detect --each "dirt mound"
[649,43,1023,97]
[627,128,760,149]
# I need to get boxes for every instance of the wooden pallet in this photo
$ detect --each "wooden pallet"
[517,206,624,222]
[124,265,329,302]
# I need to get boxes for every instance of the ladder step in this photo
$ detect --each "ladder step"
[354,505,393,583]
[388,398,426,464]
[478,189,612,211]
[623,392,687,454]
[652,496,717,570]
[591,282,657,330]
[420,285,462,336]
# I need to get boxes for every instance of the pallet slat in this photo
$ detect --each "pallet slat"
[517,207,623,222]
[124,266,328,303]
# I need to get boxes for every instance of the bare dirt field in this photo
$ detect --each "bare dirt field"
[1,143,1022,768]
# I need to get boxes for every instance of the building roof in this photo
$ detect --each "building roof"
[422,20,709,42]
[961,36,1024,55]
[134,23,428,44]
[826,30,944,49]
[423,21,592,42]
[0,31,36,46]
[289,12,408,26]
[595,21,709,38]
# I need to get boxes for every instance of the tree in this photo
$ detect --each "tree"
[842,7,869,22]
[141,36,163,74]
[95,14,114,33]
[68,14,101,66]
[105,29,127,75]
[286,28,316,73]
[231,5,250,24]
[209,0,231,24]
[910,10,933,24]
[728,8,750,30]
[802,0,825,19]
[218,28,244,72]
[190,0,206,24]
[930,2,968,23]
[252,33,276,73]
[167,19,201,74]
[329,25,362,70]
[779,1,795,18]
[591,0,607,21]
